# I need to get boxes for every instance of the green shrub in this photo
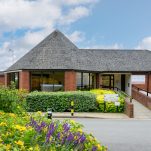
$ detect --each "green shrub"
[26,91,97,112]
[91,89,125,113]
[0,86,27,114]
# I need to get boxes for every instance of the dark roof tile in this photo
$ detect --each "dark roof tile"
[6,30,151,72]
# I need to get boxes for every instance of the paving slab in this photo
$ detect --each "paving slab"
[133,99,151,119]
[52,112,128,119]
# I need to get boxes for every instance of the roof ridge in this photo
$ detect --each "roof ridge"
[80,48,149,51]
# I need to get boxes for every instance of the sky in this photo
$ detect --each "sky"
[0,0,151,71]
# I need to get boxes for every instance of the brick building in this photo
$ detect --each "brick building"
[0,72,5,85]
[3,30,151,95]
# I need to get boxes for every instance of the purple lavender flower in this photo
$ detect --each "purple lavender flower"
[35,125,41,132]
[57,132,61,139]
[48,123,54,130]
[61,136,66,145]
[45,123,55,143]
[66,132,74,142]
[92,146,97,151]
[63,123,70,132]
[79,134,86,143]
[74,140,78,145]
[40,121,47,127]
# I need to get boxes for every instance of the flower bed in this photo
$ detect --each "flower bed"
[0,111,107,151]
[90,89,125,113]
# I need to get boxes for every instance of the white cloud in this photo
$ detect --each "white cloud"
[84,43,123,49]
[59,6,90,25]
[94,43,122,49]
[0,0,97,32]
[0,0,61,32]
[67,31,85,43]
[0,0,98,70]
[61,0,99,5]
[136,36,151,50]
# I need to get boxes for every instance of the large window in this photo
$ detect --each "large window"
[76,72,94,90]
[31,71,64,91]
[102,75,114,88]
[9,72,19,89]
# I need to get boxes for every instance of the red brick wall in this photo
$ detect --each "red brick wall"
[64,71,76,91]
[5,73,11,87]
[124,98,134,118]
[96,73,101,88]
[132,84,146,90]
[147,74,151,92]
[0,75,5,85]
[19,70,30,91]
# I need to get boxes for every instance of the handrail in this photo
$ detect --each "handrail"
[100,85,132,103]
[132,85,151,96]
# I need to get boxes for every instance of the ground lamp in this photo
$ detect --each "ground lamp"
[47,108,52,119]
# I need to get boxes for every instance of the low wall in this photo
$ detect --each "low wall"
[132,88,151,110]
[124,98,134,118]
[0,75,5,85]
[132,84,146,90]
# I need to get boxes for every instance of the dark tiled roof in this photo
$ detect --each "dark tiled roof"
[6,30,151,72]
[0,71,4,75]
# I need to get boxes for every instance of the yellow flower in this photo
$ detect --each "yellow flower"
[0,137,3,143]
[28,147,33,151]
[0,122,7,126]
[9,113,16,118]
[74,136,78,140]
[0,111,4,115]
[6,144,11,150]
[77,128,83,133]
[14,125,26,131]
[70,120,75,124]
[97,144,101,149]
[15,140,24,146]
[34,144,40,151]
[37,111,42,116]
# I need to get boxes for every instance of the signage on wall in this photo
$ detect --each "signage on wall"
[104,94,119,102]
[114,101,120,106]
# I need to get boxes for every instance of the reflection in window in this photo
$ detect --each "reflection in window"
[76,72,93,90]
[102,75,114,88]
[31,71,64,91]
[9,72,19,89]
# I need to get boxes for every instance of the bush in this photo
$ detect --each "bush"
[91,89,125,113]
[0,85,27,114]
[0,111,107,151]
[26,91,97,112]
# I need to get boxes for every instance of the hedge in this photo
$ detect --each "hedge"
[26,91,97,112]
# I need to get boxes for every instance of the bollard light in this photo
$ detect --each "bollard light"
[47,108,52,119]
[71,101,74,116]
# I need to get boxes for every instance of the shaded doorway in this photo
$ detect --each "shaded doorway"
[121,74,125,91]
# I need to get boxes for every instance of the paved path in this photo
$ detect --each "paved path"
[74,119,151,151]
[52,112,128,119]
[133,99,151,119]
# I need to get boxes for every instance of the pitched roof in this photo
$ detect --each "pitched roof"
[0,71,4,75]
[6,30,151,72]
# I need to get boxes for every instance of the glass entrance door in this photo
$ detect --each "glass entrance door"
[102,75,114,89]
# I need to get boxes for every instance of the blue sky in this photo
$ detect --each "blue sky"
[70,0,151,48]
[0,0,151,70]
